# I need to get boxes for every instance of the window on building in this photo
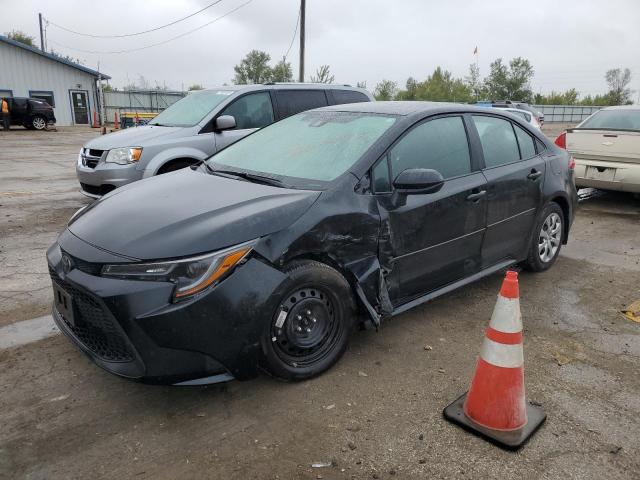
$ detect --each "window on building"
[29,91,55,107]
[0,90,13,99]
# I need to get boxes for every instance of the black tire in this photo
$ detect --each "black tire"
[157,159,195,174]
[522,202,565,272]
[31,115,47,130]
[260,261,356,381]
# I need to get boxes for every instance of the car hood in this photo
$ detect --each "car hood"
[68,168,321,260]
[84,125,186,149]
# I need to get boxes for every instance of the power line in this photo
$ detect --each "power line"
[46,0,225,38]
[48,0,255,55]
[282,5,301,62]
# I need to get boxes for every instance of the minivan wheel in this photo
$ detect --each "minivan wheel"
[32,116,47,130]
[522,202,564,272]
[261,261,355,381]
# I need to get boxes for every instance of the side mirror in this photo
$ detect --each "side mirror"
[393,168,445,194]
[214,115,236,131]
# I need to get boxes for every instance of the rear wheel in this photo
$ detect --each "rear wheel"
[31,115,46,130]
[522,202,564,272]
[260,261,355,381]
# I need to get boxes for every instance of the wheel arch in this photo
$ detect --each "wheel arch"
[549,195,570,244]
[156,157,200,175]
[282,253,369,323]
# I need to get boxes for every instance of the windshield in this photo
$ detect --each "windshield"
[149,90,233,127]
[208,111,397,187]
[580,109,640,130]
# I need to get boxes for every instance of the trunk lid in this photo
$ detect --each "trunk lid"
[567,129,640,164]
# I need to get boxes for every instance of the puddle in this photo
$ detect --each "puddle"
[0,315,59,350]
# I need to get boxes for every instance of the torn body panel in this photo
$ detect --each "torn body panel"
[254,174,394,325]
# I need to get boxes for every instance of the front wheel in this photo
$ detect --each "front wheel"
[260,261,356,381]
[522,202,565,272]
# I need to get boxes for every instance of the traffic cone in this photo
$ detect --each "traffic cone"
[92,110,99,128]
[114,112,119,130]
[443,271,546,450]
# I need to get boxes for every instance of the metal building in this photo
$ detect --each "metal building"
[0,34,110,126]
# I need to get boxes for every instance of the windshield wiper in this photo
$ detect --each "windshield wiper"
[210,169,288,188]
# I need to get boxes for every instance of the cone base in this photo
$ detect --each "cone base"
[443,392,546,451]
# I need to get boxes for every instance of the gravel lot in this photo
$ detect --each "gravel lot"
[1,126,639,479]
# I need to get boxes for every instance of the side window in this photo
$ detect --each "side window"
[274,90,327,119]
[513,124,536,159]
[472,115,520,168]
[330,90,370,105]
[372,156,391,193]
[219,92,274,130]
[389,116,471,180]
[535,138,546,154]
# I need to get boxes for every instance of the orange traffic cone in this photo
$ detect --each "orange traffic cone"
[92,110,99,128]
[443,271,546,450]
[114,112,119,130]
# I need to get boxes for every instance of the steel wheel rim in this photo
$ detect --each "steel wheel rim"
[271,286,341,368]
[538,212,562,263]
[33,117,46,129]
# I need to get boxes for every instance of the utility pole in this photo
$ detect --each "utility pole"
[38,13,45,51]
[298,0,305,83]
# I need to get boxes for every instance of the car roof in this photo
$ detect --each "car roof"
[601,105,640,111]
[317,101,509,116]
[199,83,370,94]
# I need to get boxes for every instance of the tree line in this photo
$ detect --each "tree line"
[4,30,634,105]
[231,49,634,106]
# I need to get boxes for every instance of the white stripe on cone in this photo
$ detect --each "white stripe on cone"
[480,338,524,368]
[489,295,522,333]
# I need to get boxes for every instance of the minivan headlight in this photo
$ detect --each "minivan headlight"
[101,239,257,300]
[105,147,143,165]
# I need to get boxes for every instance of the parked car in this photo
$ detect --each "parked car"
[48,102,577,385]
[477,101,545,125]
[494,107,541,130]
[2,96,56,130]
[76,83,373,197]
[554,106,640,193]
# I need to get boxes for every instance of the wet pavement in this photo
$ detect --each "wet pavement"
[1,127,639,479]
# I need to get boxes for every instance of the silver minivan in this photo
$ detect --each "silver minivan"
[76,84,373,197]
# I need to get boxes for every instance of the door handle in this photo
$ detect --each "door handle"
[466,190,487,202]
[527,169,543,180]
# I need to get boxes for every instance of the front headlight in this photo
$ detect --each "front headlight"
[101,239,257,301]
[105,147,143,165]
[77,147,83,166]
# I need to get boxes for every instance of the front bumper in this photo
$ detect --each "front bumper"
[574,158,640,193]
[47,231,288,384]
[76,160,144,198]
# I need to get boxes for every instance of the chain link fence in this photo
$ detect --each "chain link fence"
[102,90,187,125]
[532,105,604,123]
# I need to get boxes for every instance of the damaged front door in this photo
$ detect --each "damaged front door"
[372,115,487,306]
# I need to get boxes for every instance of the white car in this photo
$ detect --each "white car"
[493,107,541,130]
[554,106,640,193]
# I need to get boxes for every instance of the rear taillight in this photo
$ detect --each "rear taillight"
[554,131,566,149]
[568,156,575,170]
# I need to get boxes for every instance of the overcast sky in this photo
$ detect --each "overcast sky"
[5,0,640,99]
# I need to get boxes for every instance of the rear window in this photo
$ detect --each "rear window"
[580,109,640,130]
[330,90,370,105]
[274,90,328,119]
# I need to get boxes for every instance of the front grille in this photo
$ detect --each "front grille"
[50,271,134,362]
[63,250,103,275]
[80,183,116,196]
[81,149,104,169]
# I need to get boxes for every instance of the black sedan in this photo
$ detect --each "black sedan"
[47,102,577,384]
